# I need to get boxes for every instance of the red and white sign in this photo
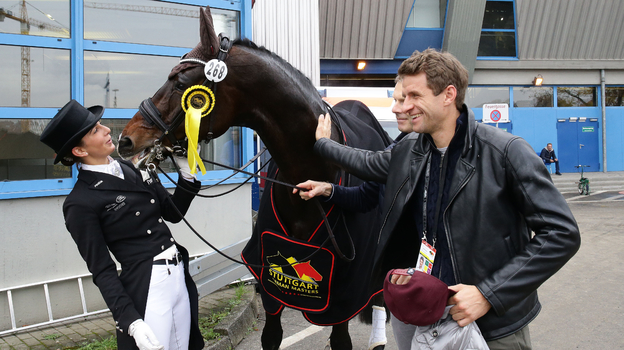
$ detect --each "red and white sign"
[483,104,509,123]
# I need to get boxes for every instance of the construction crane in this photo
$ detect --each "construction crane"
[81,2,200,107]
[83,2,199,18]
[0,1,197,107]
[0,1,68,107]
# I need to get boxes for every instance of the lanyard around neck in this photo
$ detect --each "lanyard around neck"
[422,155,436,248]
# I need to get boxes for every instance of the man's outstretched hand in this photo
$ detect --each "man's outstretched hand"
[293,180,332,200]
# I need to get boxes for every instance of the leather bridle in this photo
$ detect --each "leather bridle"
[138,35,232,161]
[134,37,357,263]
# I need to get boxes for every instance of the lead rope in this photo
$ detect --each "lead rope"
[157,155,355,263]
[157,165,346,269]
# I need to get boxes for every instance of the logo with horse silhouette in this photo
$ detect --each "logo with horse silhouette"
[266,251,323,298]
[259,230,335,312]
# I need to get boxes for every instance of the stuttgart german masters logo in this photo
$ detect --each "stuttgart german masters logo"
[266,251,323,298]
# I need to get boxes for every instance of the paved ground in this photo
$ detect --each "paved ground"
[0,285,244,350]
[530,198,624,349]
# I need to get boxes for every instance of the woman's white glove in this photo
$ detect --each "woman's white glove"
[174,144,201,182]
[128,319,164,350]
[174,154,196,182]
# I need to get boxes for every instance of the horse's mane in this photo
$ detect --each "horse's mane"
[232,38,321,100]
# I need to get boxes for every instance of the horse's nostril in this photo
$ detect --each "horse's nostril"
[118,136,133,151]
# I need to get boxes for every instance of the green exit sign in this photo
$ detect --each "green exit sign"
[582,127,594,132]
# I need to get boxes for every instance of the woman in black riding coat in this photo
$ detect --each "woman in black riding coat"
[40,100,204,350]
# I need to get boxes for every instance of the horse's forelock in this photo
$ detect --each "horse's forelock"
[168,62,195,80]
[168,44,209,79]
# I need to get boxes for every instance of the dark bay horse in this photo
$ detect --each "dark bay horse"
[118,6,389,350]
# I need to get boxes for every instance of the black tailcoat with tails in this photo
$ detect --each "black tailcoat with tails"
[63,160,204,350]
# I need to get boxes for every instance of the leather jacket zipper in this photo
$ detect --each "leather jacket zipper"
[433,151,447,280]
[378,177,410,244]
[443,165,476,283]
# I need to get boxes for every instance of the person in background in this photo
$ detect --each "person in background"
[540,142,562,175]
[296,78,413,210]
[40,100,204,350]
[295,78,414,350]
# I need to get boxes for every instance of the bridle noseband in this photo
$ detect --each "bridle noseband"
[138,35,232,164]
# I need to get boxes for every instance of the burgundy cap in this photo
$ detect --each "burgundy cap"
[383,269,455,326]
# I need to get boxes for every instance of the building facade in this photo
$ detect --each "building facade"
[0,0,254,333]
[319,0,624,172]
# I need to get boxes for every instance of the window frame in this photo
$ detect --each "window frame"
[556,86,598,108]
[0,0,253,200]
[605,86,624,107]
[512,86,554,108]
[476,0,519,60]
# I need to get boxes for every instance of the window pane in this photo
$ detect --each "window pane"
[84,1,239,47]
[0,118,244,182]
[557,87,596,107]
[482,1,514,29]
[405,0,447,28]
[513,87,553,107]
[465,87,509,108]
[606,87,624,106]
[144,127,242,173]
[98,119,241,173]
[84,52,180,109]
[0,1,70,38]
[0,45,70,107]
[0,119,72,180]
[478,31,516,57]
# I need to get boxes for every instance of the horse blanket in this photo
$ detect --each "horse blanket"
[241,101,393,325]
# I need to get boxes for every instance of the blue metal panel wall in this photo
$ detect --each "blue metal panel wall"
[504,108,555,150]
[606,107,624,171]
[395,29,444,58]
[471,105,612,173]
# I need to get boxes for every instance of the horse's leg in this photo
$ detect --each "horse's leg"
[368,293,388,350]
[329,321,352,350]
[261,310,284,350]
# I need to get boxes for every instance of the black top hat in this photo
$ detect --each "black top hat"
[40,100,105,164]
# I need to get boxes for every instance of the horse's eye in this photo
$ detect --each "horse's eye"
[174,82,186,91]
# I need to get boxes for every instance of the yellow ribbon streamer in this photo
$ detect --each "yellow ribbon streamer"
[185,107,207,175]
[181,86,215,176]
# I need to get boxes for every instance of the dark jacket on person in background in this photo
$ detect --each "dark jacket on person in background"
[328,132,410,213]
[540,147,557,162]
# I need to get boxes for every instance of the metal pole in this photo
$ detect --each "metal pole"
[601,69,607,172]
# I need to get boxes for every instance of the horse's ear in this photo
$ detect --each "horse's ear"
[200,6,219,57]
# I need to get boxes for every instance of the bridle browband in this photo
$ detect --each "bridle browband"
[138,35,232,160]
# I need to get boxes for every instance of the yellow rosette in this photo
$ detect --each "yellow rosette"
[181,85,215,175]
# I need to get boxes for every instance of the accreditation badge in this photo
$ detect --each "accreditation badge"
[416,239,436,275]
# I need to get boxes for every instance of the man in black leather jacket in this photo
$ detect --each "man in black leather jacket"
[311,49,580,349]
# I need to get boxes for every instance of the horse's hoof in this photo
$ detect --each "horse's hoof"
[372,346,385,350]
[328,336,353,350]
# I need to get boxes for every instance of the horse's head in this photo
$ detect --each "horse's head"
[118,6,234,166]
